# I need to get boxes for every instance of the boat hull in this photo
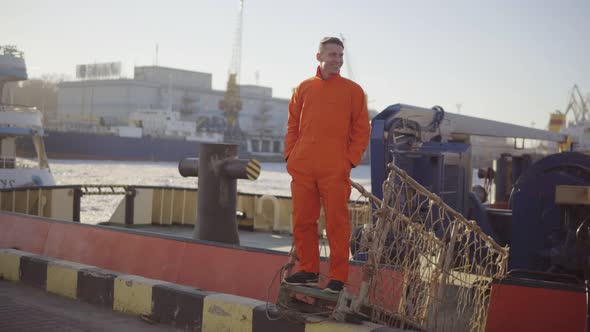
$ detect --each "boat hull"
[17,130,279,162]
[0,168,54,188]
[19,130,202,161]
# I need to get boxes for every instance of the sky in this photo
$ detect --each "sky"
[2,0,589,129]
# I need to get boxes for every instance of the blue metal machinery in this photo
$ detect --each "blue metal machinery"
[370,103,566,210]
[370,104,471,215]
[510,152,590,275]
[493,154,534,205]
[368,104,502,249]
[366,103,590,277]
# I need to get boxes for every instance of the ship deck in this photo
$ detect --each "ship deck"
[106,224,331,256]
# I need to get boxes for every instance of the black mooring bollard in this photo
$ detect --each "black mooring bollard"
[178,143,260,245]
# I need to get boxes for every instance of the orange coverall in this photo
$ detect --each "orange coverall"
[284,66,370,282]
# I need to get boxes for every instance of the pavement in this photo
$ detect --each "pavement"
[0,279,181,332]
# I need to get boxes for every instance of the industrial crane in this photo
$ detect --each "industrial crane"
[340,34,355,81]
[564,84,590,124]
[552,84,590,129]
[220,0,245,143]
[340,33,372,114]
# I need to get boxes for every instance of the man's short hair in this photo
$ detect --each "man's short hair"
[319,37,344,51]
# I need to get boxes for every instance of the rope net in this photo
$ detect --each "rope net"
[350,163,509,331]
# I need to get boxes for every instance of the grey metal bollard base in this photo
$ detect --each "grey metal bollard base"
[179,143,260,245]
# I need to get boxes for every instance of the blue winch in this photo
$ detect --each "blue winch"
[510,151,590,275]
[361,103,590,278]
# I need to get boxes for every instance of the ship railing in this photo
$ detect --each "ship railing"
[44,121,115,135]
[0,185,134,223]
[104,187,372,233]
[0,186,80,221]
[0,185,373,235]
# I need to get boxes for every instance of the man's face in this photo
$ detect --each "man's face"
[316,43,344,77]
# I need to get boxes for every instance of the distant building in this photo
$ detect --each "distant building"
[56,66,290,157]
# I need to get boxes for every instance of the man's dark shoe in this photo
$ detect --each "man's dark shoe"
[323,280,344,293]
[283,271,319,286]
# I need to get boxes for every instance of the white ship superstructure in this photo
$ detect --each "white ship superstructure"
[0,45,55,188]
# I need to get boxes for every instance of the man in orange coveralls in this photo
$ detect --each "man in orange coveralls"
[283,37,370,293]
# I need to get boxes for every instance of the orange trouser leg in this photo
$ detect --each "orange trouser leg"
[290,171,321,274]
[318,173,351,282]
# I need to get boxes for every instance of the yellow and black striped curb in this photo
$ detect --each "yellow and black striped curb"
[0,249,402,331]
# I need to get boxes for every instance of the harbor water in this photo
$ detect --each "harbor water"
[51,159,483,224]
[50,160,371,224]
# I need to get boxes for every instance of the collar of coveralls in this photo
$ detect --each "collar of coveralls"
[315,65,341,81]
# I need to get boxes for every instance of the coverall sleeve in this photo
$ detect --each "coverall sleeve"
[284,86,303,160]
[347,88,370,166]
